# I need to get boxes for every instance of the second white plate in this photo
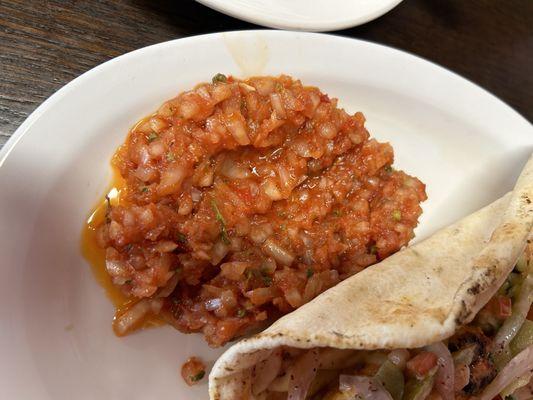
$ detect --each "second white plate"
[196,0,404,31]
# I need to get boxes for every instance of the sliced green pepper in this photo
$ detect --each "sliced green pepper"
[402,375,435,400]
[375,360,405,400]
[510,319,533,356]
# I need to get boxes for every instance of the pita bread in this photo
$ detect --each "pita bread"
[209,154,533,400]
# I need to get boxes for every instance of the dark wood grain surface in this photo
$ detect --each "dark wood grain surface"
[1,0,531,149]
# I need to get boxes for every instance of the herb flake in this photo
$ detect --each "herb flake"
[211,198,230,244]
[146,132,158,142]
[191,370,205,382]
[236,309,247,318]
[166,152,176,162]
[176,232,187,244]
[212,73,227,84]
[306,268,314,278]
[392,210,402,221]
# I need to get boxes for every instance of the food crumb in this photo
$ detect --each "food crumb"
[181,356,206,386]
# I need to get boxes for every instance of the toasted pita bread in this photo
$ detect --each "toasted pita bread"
[209,154,533,400]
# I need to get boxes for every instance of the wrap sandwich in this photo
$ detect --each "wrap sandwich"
[209,153,533,400]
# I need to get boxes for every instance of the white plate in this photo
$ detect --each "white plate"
[0,30,532,400]
[196,0,404,31]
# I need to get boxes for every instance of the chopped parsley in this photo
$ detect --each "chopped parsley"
[190,370,205,382]
[146,132,158,142]
[211,198,230,244]
[166,152,176,162]
[306,268,314,278]
[236,309,247,318]
[212,73,227,84]
[140,186,149,193]
[392,210,402,221]
[333,209,342,217]
[384,165,393,173]
[176,232,187,244]
[370,245,378,255]
[262,275,273,286]
[504,396,517,400]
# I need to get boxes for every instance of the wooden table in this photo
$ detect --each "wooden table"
[1,0,531,149]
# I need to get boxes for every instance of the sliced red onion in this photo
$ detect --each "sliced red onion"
[288,349,320,400]
[252,349,282,395]
[512,378,533,400]
[425,342,454,400]
[339,375,393,400]
[479,344,533,400]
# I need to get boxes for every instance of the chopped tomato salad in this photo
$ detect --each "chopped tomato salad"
[91,74,427,346]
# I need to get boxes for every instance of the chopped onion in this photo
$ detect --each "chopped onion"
[157,273,179,298]
[225,115,250,145]
[270,93,287,118]
[339,375,393,400]
[388,349,410,369]
[220,159,251,179]
[148,140,165,157]
[288,349,320,400]
[250,223,274,244]
[284,287,303,308]
[253,349,282,395]
[158,164,186,195]
[191,187,202,202]
[154,240,178,253]
[211,240,229,265]
[220,261,249,280]
[479,344,533,400]
[205,298,223,311]
[318,122,337,139]
[105,256,128,278]
[263,237,295,266]
[113,299,151,336]
[263,179,283,200]
[253,77,276,96]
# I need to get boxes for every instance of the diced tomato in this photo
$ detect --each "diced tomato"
[406,351,438,379]
[486,295,512,319]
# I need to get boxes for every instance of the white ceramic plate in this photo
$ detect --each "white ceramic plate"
[196,0,404,31]
[0,30,532,400]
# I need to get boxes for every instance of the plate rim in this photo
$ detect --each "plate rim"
[1,29,531,170]
[195,0,405,31]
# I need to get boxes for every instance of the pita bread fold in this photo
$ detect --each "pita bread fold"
[209,154,533,400]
